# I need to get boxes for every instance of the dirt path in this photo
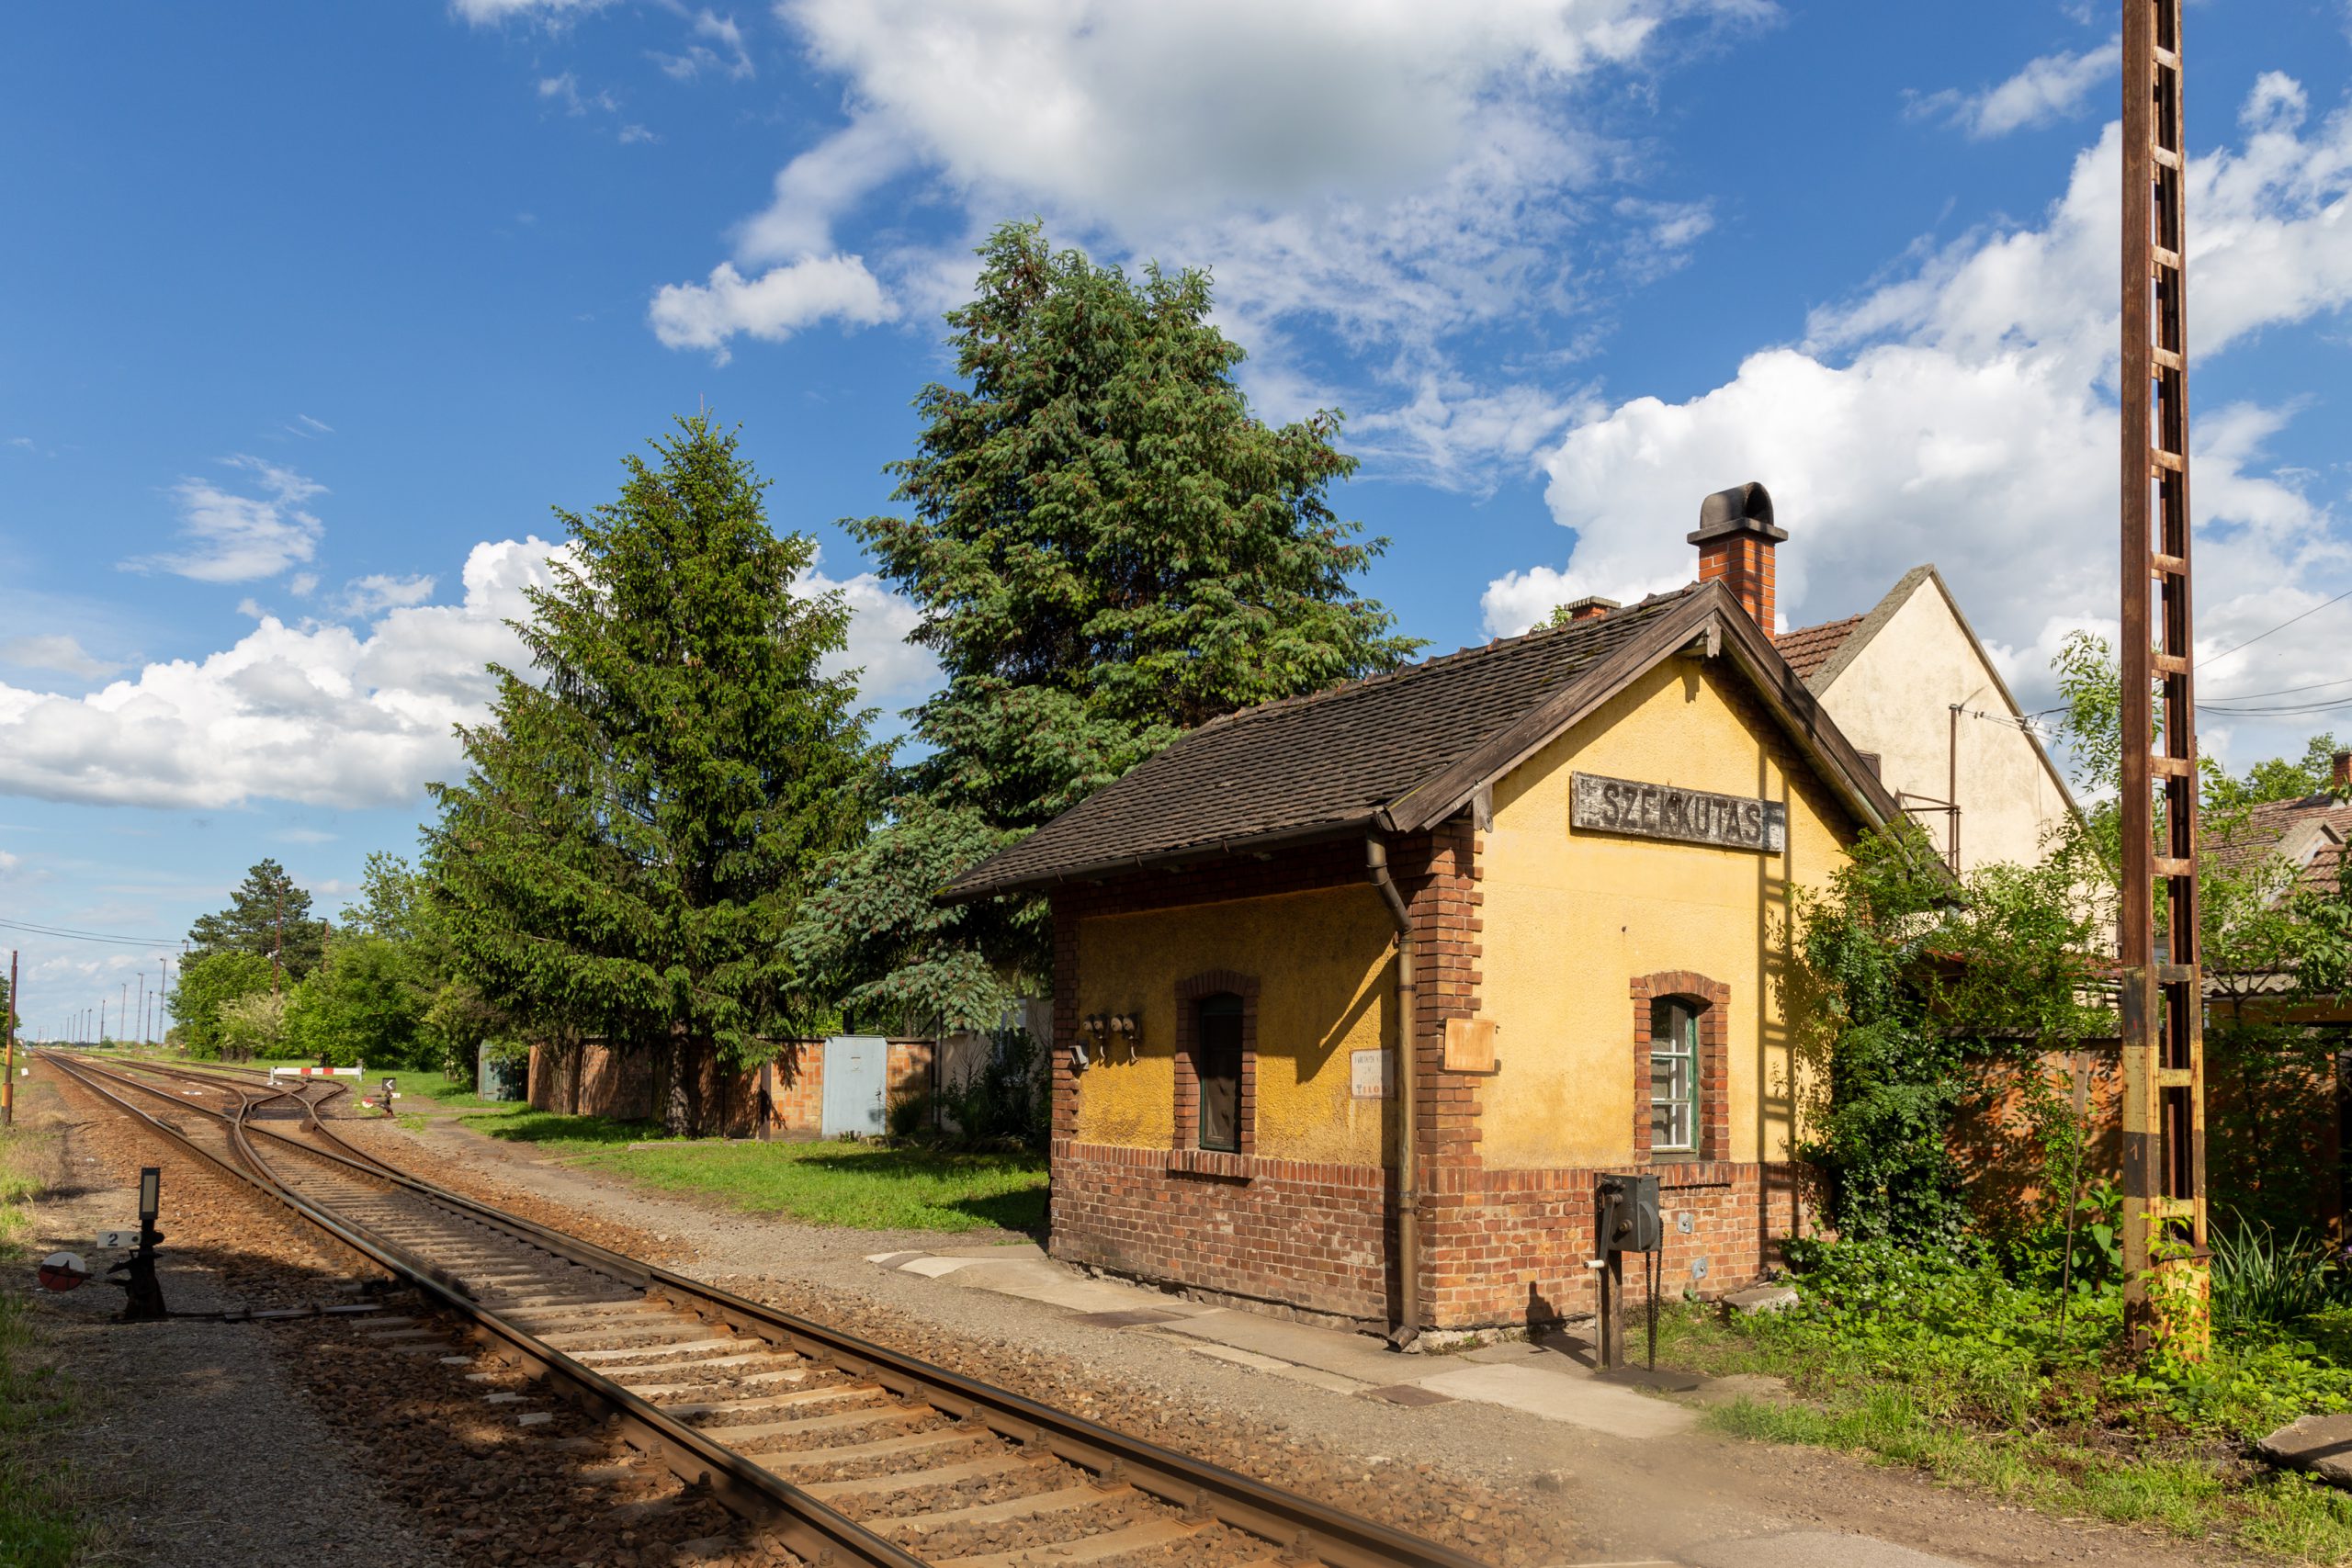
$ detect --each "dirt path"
[358,1114,2266,1567]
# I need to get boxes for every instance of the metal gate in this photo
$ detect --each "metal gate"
[820,1035,889,1137]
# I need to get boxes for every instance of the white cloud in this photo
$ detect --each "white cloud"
[1487,79,2352,768]
[537,72,618,116]
[340,574,438,615]
[648,255,897,363]
[801,557,936,712]
[654,8,754,80]
[0,636,122,681]
[134,457,325,583]
[453,0,606,23]
[0,536,937,811]
[618,123,658,145]
[654,0,1759,444]
[1907,39,2120,140]
[0,539,563,809]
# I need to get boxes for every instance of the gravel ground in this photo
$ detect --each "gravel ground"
[20,1068,440,1568]
[358,1115,2256,1568]
[17,1063,2263,1568]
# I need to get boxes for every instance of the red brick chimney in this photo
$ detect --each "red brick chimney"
[2334,749,2349,793]
[1562,595,1618,623]
[1689,481,1786,631]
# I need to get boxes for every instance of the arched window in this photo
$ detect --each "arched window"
[1648,997,1702,1154]
[1195,992,1244,1154]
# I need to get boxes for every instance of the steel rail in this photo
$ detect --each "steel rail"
[42,1052,930,1568]
[45,1051,1492,1568]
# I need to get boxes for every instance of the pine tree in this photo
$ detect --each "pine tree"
[427,415,878,1134]
[792,222,1417,1031]
[187,858,326,985]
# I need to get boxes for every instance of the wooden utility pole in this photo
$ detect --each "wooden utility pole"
[2119,0,2210,1356]
[4,950,17,1126]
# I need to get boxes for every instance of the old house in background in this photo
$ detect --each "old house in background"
[2213,750,2352,898]
[946,485,1907,1340]
[1775,566,2076,874]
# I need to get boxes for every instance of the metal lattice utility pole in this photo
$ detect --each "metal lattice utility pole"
[2119,0,2209,1355]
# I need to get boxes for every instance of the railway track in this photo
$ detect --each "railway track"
[40,1051,1489,1568]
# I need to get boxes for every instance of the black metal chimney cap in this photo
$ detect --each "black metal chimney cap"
[1687,480,1787,545]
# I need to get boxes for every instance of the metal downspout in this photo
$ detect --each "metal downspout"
[1365,837,1419,1348]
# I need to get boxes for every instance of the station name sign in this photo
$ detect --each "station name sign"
[1570,773,1786,854]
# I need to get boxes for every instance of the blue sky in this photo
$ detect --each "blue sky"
[2,1,2347,1034]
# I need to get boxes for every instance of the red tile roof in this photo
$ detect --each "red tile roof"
[2211,794,2352,897]
[1775,615,1863,682]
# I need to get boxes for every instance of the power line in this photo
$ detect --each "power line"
[2199,697,2352,717]
[2203,586,2352,669]
[0,917,176,949]
[2199,675,2352,704]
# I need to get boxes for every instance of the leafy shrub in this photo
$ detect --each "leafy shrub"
[216,990,289,1061]
[887,1088,935,1141]
[936,1028,1048,1151]
[2211,1219,2345,1330]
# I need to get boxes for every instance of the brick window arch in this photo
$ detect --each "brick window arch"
[1174,970,1259,1155]
[1629,972,1729,1163]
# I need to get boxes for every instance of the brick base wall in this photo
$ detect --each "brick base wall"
[1429,1159,1811,1325]
[1051,1139,1392,1325]
[1053,1137,1812,1331]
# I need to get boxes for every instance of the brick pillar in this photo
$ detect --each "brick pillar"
[1402,818,1487,1330]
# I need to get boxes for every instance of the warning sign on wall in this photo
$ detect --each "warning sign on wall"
[1350,1049,1391,1100]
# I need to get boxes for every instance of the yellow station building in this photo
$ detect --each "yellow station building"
[947,485,1905,1338]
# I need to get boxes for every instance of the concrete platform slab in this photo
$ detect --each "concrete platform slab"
[1413,1361,1696,1438]
[937,1258,1181,1314]
[2259,1412,2352,1486]
[1680,1529,1969,1568]
[1156,1308,1404,1385]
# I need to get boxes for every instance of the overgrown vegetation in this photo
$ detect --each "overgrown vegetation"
[0,1124,90,1566]
[1668,1238,2352,1560]
[1697,636,2352,1554]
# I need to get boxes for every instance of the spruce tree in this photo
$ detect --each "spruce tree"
[792,222,1417,1031]
[428,416,876,1133]
[187,858,326,983]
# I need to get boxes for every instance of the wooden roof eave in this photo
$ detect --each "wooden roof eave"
[935,812,1382,905]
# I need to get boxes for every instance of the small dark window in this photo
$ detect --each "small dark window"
[1650,998,1698,1153]
[1196,993,1243,1153]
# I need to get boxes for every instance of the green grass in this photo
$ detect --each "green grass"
[369,1068,506,1112]
[0,1123,89,1566]
[1666,1289,2352,1562]
[459,1109,1047,1233]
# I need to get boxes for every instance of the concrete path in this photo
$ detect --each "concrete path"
[867,1243,1694,1438]
[864,1246,1983,1566]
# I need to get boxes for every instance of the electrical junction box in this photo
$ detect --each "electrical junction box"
[1442,1017,1498,1073]
[1595,1173,1661,1254]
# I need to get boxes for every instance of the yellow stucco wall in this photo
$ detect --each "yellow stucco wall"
[1072,885,1393,1164]
[1478,657,1855,1169]
[1815,578,2072,874]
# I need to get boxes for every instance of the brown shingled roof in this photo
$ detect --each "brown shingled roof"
[944,582,1904,900]
[1775,615,1862,682]
[2211,794,2352,897]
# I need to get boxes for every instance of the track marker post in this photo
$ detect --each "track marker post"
[108,1166,168,1322]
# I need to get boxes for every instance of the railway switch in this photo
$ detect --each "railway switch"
[104,1165,167,1322]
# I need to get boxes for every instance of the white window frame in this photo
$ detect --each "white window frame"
[1649,998,1698,1154]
